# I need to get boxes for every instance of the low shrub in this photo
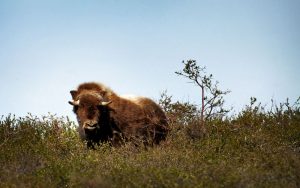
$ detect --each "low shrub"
[0,98,299,187]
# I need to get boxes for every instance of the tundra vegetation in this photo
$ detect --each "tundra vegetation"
[1,62,299,187]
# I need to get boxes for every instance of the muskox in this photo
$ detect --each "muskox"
[68,82,169,148]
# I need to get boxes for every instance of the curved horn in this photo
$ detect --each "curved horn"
[100,101,112,106]
[68,100,80,106]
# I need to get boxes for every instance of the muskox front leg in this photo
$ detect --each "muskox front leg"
[86,140,96,149]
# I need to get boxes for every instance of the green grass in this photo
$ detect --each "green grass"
[0,106,300,187]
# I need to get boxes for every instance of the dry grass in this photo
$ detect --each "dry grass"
[0,100,299,187]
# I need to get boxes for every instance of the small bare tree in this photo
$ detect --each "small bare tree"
[175,60,231,132]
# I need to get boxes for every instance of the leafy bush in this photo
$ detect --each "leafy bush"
[0,97,299,187]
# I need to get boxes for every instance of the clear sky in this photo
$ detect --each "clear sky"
[1,0,299,120]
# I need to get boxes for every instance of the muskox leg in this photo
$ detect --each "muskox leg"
[87,140,96,150]
[110,131,124,147]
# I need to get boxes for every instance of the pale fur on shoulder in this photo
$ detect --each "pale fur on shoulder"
[120,95,145,104]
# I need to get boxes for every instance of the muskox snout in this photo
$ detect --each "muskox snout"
[83,120,98,130]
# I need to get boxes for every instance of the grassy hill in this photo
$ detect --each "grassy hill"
[0,99,299,187]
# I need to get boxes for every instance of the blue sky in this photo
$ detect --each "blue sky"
[0,0,299,119]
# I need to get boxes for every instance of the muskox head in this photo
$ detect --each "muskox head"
[68,90,111,132]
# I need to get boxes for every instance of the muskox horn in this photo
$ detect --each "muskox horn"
[68,100,80,106]
[100,101,112,106]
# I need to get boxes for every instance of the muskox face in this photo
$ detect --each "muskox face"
[68,91,111,131]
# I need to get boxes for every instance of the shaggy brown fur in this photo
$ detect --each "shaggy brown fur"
[69,82,169,148]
